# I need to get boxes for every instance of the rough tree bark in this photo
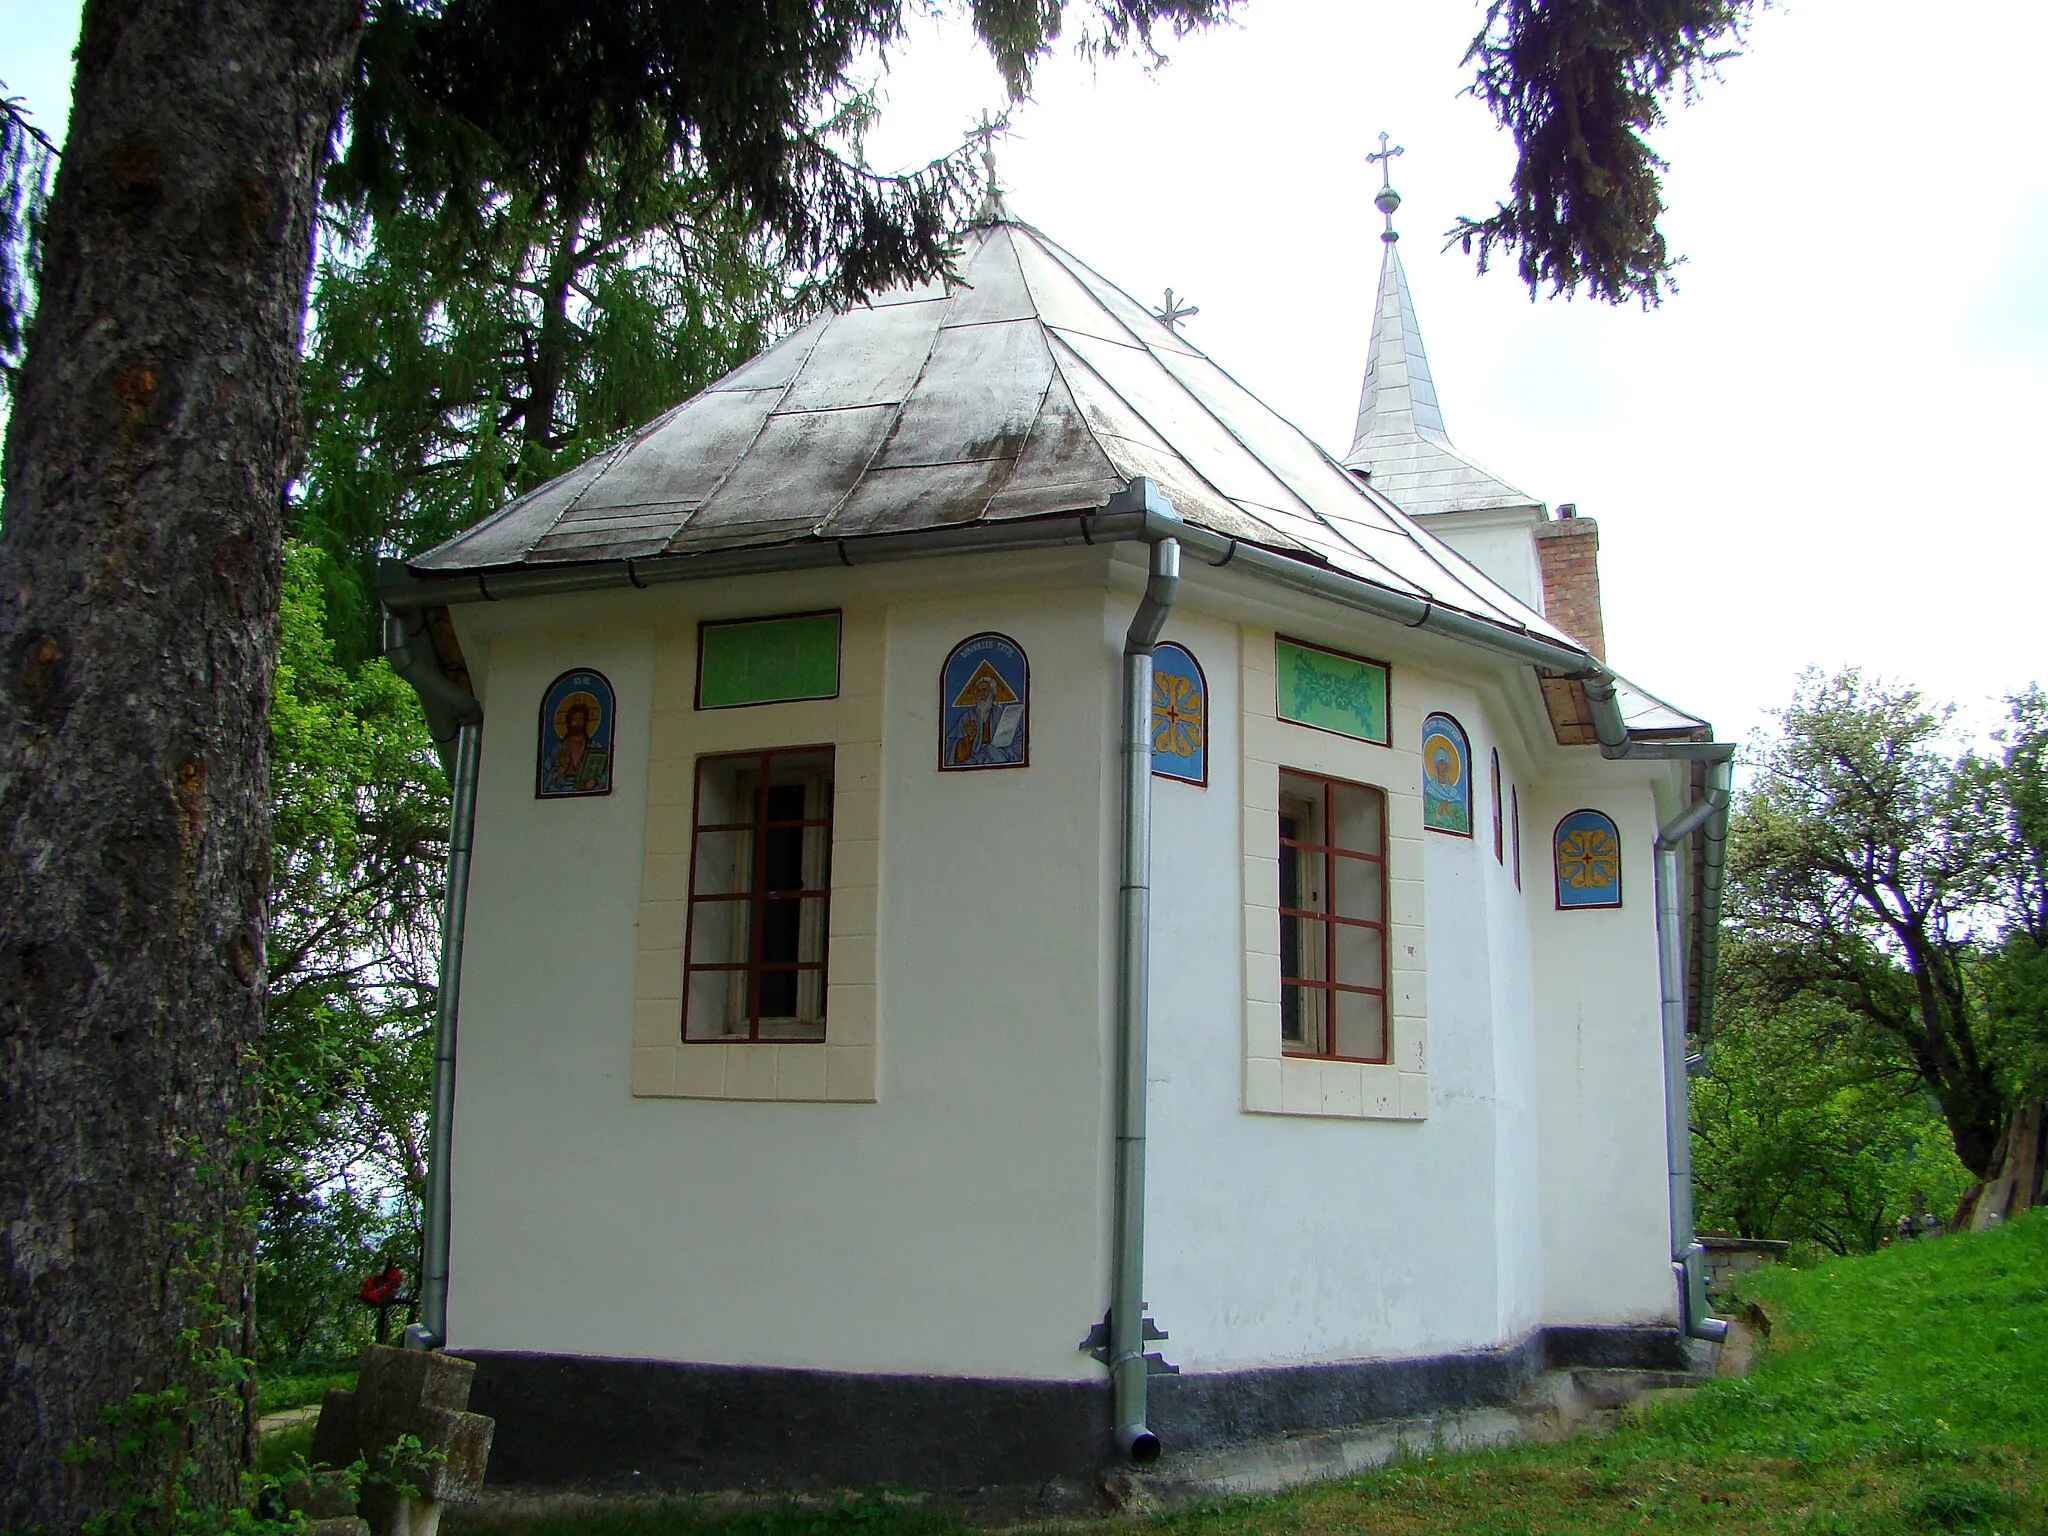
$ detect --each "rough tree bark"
[0,2,362,1528]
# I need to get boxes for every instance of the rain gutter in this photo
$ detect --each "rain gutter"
[383,608,484,1352]
[384,504,1723,764]
[1654,754,1734,1343]
[1105,480,1180,1463]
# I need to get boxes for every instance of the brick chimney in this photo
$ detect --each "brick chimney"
[1534,506,1606,660]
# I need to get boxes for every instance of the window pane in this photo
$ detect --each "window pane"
[689,896,748,970]
[1332,853,1383,922]
[1333,919,1383,992]
[758,896,807,965]
[684,968,745,1041]
[754,964,798,1021]
[1278,833,1307,913]
[695,761,756,825]
[1330,782,1382,854]
[692,829,752,896]
[1282,984,1327,1055]
[1332,991,1385,1062]
[1284,914,1328,984]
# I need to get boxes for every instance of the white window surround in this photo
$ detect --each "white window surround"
[1241,628,1429,1120]
[632,608,884,1103]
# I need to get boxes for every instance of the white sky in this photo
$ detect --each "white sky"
[7,0,2044,747]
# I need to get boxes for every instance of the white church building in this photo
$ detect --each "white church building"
[380,171,1733,1491]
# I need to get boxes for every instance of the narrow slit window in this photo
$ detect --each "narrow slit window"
[1277,769,1388,1063]
[684,746,833,1042]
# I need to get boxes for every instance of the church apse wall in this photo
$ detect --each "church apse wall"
[438,554,1125,1381]
[1527,777,1676,1330]
[1143,601,1549,1375]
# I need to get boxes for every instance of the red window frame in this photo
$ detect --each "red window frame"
[1278,769,1390,1064]
[682,745,834,1042]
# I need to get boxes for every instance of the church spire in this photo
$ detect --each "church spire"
[1346,136,1447,460]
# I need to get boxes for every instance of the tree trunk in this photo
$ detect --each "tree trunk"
[517,170,588,491]
[0,2,361,1529]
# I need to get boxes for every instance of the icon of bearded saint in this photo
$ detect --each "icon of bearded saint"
[544,684,612,794]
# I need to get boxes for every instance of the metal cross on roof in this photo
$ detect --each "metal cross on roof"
[1367,131,1404,188]
[973,109,1009,221]
[1367,131,1404,242]
[1153,287,1200,334]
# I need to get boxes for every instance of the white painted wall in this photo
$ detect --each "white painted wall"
[439,550,1683,1382]
[1413,509,1547,613]
[1143,611,1551,1371]
[443,555,1120,1378]
[1527,776,1679,1328]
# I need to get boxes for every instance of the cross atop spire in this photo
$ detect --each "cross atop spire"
[973,109,1010,222]
[1367,131,1404,244]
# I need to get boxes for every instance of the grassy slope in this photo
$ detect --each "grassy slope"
[451,1214,2048,1536]
[1161,1212,2048,1536]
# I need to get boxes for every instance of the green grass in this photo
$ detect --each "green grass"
[256,1359,357,1417]
[453,1214,2048,1535]
[257,1420,318,1479]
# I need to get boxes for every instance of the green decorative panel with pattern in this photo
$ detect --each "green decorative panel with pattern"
[1274,636,1389,744]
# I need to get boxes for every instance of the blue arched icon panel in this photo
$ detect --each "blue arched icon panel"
[1150,643,1207,785]
[939,632,1029,770]
[1421,712,1472,836]
[1554,808,1623,909]
[537,668,616,798]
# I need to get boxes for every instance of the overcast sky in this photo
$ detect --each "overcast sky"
[6,0,2043,749]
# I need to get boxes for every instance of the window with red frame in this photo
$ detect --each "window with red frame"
[684,746,834,1041]
[1277,769,1388,1063]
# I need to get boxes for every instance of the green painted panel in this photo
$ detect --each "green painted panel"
[1275,637,1389,743]
[698,612,842,708]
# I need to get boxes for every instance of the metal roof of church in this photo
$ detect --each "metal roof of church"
[1341,237,1544,519]
[411,218,1579,648]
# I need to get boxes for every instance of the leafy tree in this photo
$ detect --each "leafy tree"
[299,132,791,655]
[260,543,443,1359]
[1723,672,2045,1179]
[1977,687,2048,1104]
[1692,972,1973,1253]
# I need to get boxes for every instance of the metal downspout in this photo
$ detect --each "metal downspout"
[383,611,484,1351]
[1654,758,1733,1343]
[1109,479,1180,1462]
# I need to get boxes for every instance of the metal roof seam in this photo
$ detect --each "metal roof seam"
[415,447,618,563]
[660,342,823,551]
[556,395,694,527]
[964,363,1066,524]
[1046,330,1252,537]
[1029,226,1205,359]
[805,302,954,537]
[1019,225,1165,354]
[1121,335,1420,570]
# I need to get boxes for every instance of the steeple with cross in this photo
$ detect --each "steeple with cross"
[1343,132,1544,521]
